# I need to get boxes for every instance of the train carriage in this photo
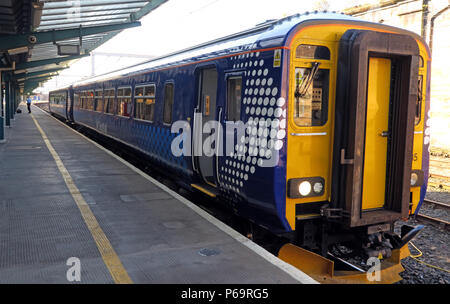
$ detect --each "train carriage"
[48,88,68,119]
[49,12,431,281]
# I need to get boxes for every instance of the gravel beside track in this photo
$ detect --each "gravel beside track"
[396,186,450,284]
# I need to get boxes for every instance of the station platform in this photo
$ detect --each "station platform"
[0,104,315,284]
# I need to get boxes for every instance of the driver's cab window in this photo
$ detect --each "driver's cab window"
[293,44,330,127]
[294,67,329,126]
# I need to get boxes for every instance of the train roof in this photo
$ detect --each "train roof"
[70,11,425,88]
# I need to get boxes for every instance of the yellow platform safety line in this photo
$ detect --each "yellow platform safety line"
[31,114,133,284]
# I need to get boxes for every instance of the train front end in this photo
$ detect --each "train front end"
[279,19,431,283]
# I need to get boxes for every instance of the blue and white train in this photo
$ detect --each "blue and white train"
[49,12,431,272]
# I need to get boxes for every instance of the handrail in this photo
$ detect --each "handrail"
[215,107,223,186]
[191,107,199,173]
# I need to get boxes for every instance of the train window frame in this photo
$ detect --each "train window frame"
[117,86,132,117]
[77,91,83,109]
[289,40,333,131]
[292,64,330,128]
[415,75,423,125]
[134,83,156,122]
[415,54,426,127]
[73,92,79,110]
[104,88,116,115]
[86,90,94,110]
[80,90,88,110]
[94,89,104,112]
[419,56,424,68]
[296,44,331,60]
[83,91,88,109]
[226,75,242,122]
[163,82,174,125]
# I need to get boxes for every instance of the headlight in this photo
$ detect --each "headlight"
[299,181,312,196]
[287,177,325,198]
[313,182,323,194]
[410,170,424,187]
[410,172,418,186]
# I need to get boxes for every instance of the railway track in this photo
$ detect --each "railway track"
[429,157,449,181]
[427,167,450,190]
[429,173,450,180]
[416,199,450,230]
[423,199,450,211]
[430,158,450,164]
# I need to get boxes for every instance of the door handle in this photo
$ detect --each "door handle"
[340,149,354,165]
[379,131,390,137]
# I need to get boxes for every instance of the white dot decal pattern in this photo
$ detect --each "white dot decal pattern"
[219,51,285,195]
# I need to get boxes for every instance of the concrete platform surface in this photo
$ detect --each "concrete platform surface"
[0,104,315,284]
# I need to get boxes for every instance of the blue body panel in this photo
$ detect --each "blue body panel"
[71,46,290,232]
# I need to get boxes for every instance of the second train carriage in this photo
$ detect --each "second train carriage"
[49,12,431,264]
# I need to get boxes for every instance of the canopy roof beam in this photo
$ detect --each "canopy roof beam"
[40,10,140,22]
[41,3,146,16]
[23,74,58,85]
[131,0,166,20]
[0,21,141,51]
[15,54,90,70]
[14,67,67,81]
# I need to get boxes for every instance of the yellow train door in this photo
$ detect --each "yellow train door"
[362,57,391,210]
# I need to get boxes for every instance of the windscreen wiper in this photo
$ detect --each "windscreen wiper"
[296,62,321,98]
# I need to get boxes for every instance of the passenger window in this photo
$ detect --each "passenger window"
[415,75,423,125]
[293,65,329,127]
[82,91,88,109]
[135,85,156,121]
[296,45,330,60]
[80,91,85,109]
[104,89,116,114]
[117,87,132,117]
[94,90,103,112]
[86,91,94,110]
[78,92,83,109]
[227,76,242,121]
[163,83,174,124]
[74,93,79,109]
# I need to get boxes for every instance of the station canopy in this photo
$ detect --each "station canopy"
[0,0,167,94]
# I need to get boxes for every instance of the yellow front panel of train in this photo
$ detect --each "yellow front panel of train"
[362,57,391,210]
[286,24,429,229]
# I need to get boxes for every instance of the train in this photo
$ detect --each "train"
[49,12,431,281]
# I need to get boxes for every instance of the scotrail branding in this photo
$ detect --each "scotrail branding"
[170,114,282,168]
